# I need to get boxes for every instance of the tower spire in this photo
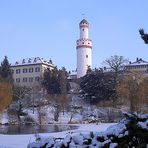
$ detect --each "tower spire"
[82,13,85,19]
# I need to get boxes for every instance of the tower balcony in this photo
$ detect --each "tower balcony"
[76,38,92,49]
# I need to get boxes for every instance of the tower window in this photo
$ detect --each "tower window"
[82,42,84,44]
[82,29,84,31]
[86,55,88,58]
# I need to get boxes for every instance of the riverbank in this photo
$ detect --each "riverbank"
[0,123,115,148]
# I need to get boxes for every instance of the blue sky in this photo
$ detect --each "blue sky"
[0,0,148,71]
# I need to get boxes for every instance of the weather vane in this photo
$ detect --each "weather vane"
[82,13,85,19]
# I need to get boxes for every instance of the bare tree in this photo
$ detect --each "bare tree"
[37,105,47,125]
[103,55,128,106]
[103,55,128,76]
[117,71,148,113]
[12,85,31,124]
[52,94,69,122]
[68,105,81,123]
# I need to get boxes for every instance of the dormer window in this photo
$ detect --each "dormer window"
[34,58,37,62]
[28,58,31,63]
[22,59,25,63]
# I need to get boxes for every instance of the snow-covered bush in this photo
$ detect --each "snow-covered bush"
[28,113,148,148]
[23,115,36,125]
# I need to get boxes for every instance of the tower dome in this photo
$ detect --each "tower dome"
[80,19,89,24]
[79,19,89,28]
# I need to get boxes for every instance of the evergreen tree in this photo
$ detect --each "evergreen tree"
[0,56,13,83]
[42,67,69,94]
[58,67,68,94]
[42,67,59,94]
[50,67,60,94]
[80,69,116,104]
[42,67,69,120]
[86,65,92,75]
[139,28,148,44]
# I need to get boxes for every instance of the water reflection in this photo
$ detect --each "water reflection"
[0,124,78,135]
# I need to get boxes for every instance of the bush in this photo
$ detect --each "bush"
[28,113,148,148]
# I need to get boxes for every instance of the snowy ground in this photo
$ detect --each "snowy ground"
[0,123,115,148]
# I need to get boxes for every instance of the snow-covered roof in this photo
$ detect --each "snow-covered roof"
[11,57,54,67]
[127,58,148,66]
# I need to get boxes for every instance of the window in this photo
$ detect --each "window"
[23,77,27,82]
[16,69,20,74]
[35,76,40,81]
[29,68,34,73]
[29,77,33,82]
[11,69,14,73]
[86,55,88,58]
[16,78,20,83]
[35,67,40,72]
[23,68,28,73]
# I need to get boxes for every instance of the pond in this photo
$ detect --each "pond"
[0,124,78,135]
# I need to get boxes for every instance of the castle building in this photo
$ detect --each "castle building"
[125,58,148,77]
[11,57,54,88]
[76,19,92,78]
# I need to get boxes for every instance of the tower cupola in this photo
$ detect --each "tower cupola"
[79,19,89,28]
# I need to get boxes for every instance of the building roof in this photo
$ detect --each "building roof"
[80,19,89,25]
[127,58,148,66]
[11,57,54,67]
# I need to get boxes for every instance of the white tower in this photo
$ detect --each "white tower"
[76,19,92,78]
